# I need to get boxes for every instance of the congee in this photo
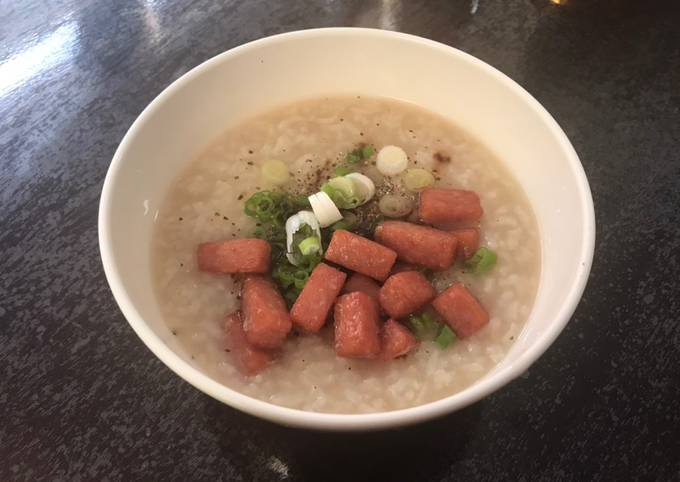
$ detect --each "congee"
[152,96,540,413]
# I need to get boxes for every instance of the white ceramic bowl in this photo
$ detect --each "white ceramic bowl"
[99,28,595,431]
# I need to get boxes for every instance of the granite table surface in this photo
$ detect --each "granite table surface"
[2,0,679,480]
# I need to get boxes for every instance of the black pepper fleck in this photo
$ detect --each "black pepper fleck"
[171,330,177,336]
[434,152,451,163]
[178,217,183,221]
[237,194,244,200]
[248,150,253,154]
[247,161,254,166]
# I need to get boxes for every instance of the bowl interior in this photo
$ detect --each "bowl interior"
[99,28,594,430]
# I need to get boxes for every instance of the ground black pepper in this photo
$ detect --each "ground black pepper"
[434,151,451,163]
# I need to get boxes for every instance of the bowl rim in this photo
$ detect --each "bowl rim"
[98,27,595,431]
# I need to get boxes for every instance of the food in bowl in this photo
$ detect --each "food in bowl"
[152,95,540,413]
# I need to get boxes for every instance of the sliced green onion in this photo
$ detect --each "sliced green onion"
[333,165,354,177]
[262,159,290,185]
[298,236,321,256]
[346,152,361,164]
[464,246,497,274]
[293,195,311,209]
[345,173,375,204]
[408,316,427,339]
[328,176,355,194]
[376,145,408,176]
[435,326,456,349]
[244,191,296,226]
[308,192,343,227]
[285,211,322,265]
[361,145,375,159]
[421,313,440,329]
[345,144,374,164]
[402,168,435,191]
[379,194,414,218]
[320,177,361,209]
[272,251,322,307]
[408,313,441,340]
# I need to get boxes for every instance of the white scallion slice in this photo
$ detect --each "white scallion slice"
[345,173,375,205]
[261,159,290,185]
[308,192,343,228]
[285,210,322,265]
[376,145,408,176]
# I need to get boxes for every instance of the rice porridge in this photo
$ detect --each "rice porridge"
[152,96,540,414]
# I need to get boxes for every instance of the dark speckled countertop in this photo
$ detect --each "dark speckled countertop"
[2,1,679,480]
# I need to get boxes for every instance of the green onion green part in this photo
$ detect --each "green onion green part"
[408,312,442,340]
[464,246,498,274]
[435,326,456,349]
[333,165,354,177]
[272,252,322,306]
[298,236,321,256]
[344,144,375,164]
[320,177,361,209]
[244,191,303,227]
[361,144,375,159]
[245,190,319,306]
